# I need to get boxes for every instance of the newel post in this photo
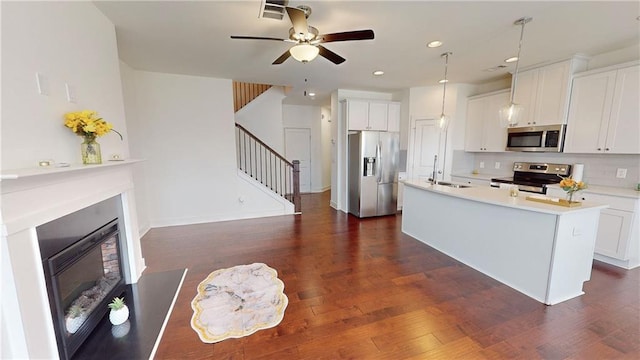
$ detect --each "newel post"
[292,160,301,213]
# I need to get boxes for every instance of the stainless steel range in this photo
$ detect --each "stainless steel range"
[490,162,571,194]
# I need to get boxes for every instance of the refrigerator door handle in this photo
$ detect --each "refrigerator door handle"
[376,142,382,183]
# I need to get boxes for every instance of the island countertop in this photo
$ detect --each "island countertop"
[401,180,609,305]
[402,179,609,215]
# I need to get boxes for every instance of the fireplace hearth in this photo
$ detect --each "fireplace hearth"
[38,197,125,360]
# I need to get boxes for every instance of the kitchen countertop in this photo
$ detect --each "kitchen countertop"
[403,179,608,216]
[546,183,640,199]
[452,172,640,199]
[450,172,503,181]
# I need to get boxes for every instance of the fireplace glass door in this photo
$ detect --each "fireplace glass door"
[47,218,125,359]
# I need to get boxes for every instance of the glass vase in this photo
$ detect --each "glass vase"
[81,136,102,165]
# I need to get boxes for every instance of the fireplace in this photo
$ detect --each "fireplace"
[1,161,146,359]
[38,197,126,359]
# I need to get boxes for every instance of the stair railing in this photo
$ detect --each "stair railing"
[235,123,301,213]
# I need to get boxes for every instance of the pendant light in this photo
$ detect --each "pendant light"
[500,17,532,128]
[438,52,452,131]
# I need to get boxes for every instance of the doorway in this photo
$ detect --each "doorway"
[284,128,311,193]
[408,118,446,181]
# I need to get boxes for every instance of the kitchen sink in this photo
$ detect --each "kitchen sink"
[435,181,471,188]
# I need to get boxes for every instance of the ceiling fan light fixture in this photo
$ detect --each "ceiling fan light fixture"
[290,43,319,62]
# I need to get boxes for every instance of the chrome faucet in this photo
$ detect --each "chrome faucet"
[431,154,438,184]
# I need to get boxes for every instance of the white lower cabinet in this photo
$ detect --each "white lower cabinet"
[596,209,633,259]
[546,187,639,268]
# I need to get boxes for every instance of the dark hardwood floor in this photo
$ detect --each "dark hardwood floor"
[141,191,639,359]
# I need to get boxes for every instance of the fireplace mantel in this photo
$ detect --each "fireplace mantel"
[1,159,146,359]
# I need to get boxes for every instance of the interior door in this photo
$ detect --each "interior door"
[284,128,311,193]
[411,119,445,181]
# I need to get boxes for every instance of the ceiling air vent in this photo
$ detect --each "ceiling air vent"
[259,0,289,20]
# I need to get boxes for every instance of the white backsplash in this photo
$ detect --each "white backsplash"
[452,150,640,189]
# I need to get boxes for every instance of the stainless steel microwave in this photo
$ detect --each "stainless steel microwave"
[506,124,566,152]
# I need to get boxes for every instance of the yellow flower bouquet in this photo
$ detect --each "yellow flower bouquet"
[559,176,587,203]
[64,110,122,164]
[64,110,122,139]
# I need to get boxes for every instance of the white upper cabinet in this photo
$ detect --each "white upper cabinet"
[564,64,640,154]
[345,99,370,130]
[345,99,400,131]
[387,102,401,132]
[464,90,509,152]
[512,57,588,126]
[368,101,389,130]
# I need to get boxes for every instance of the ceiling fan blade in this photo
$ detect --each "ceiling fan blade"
[286,7,309,38]
[230,35,287,41]
[272,50,291,65]
[316,30,375,43]
[318,45,345,65]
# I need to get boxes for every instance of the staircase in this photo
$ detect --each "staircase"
[233,81,272,112]
[235,123,301,213]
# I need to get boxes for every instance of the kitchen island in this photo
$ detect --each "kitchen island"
[401,180,608,305]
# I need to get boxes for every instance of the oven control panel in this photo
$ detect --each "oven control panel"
[513,162,570,176]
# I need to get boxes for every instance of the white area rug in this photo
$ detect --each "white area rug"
[190,263,288,343]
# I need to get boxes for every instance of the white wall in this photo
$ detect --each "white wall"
[320,107,332,191]
[235,86,286,153]
[124,70,292,227]
[1,1,130,170]
[1,2,131,358]
[119,61,150,236]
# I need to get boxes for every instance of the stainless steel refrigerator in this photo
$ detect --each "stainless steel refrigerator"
[348,131,399,218]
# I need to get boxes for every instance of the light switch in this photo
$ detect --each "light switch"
[616,168,627,178]
[495,162,501,169]
[36,73,49,95]
[65,83,77,103]
[480,162,485,169]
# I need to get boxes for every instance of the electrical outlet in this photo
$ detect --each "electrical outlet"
[479,162,485,169]
[616,168,627,178]
[495,162,501,169]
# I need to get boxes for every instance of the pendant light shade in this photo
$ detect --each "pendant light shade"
[500,17,532,128]
[289,44,319,63]
[438,52,452,132]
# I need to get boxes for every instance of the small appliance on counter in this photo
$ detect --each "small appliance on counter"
[490,162,571,194]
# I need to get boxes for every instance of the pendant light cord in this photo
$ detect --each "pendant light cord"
[441,52,451,115]
[509,17,532,103]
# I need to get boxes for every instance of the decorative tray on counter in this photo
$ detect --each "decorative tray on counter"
[525,196,582,207]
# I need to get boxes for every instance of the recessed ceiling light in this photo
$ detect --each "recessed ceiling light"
[308,92,316,97]
[373,70,384,76]
[427,40,443,48]
[504,56,518,63]
[438,79,449,84]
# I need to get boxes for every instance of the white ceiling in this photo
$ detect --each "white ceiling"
[94,1,640,105]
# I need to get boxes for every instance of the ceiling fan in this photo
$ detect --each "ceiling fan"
[230,5,374,65]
